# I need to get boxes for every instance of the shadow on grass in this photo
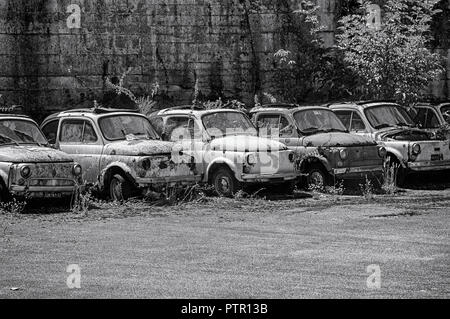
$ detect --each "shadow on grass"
[402,170,450,191]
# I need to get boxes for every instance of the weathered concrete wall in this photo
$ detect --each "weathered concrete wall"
[0,0,299,119]
[0,0,448,121]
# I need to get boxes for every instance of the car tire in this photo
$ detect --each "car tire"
[212,168,242,198]
[306,165,328,189]
[109,174,134,202]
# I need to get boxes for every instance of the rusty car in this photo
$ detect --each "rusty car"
[41,108,201,201]
[148,107,299,197]
[330,101,450,185]
[250,104,385,187]
[0,111,82,202]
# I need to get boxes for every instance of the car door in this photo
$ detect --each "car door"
[41,119,60,145]
[56,118,104,185]
[162,115,205,178]
[412,107,441,130]
[254,113,315,157]
[335,110,372,138]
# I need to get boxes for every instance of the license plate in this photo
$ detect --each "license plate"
[431,154,443,161]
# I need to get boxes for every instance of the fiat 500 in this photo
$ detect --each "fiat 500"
[0,113,82,201]
[149,107,299,197]
[330,101,450,185]
[41,108,201,201]
[250,104,385,187]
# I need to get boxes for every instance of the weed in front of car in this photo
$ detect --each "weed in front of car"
[360,176,375,201]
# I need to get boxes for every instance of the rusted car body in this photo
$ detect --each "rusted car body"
[408,102,450,133]
[0,114,82,201]
[330,101,450,185]
[41,108,201,201]
[250,105,385,187]
[149,107,299,196]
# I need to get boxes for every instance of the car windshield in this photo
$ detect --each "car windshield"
[202,111,257,138]
[0,119,48,146]
[99,115,159,141]
[293,109,348,135]
[365,105,415,129]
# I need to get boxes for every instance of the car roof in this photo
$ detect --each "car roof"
[0,114,33,120]
[0,106,34,121]
[151,107,247,117]
[328,101,400,110]
[42,108,143,124]
[250,104,331,114]
[414,102,450,109]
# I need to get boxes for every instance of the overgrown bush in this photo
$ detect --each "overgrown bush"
[336,0,444,103]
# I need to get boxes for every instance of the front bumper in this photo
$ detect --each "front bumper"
[332,165,383,179]
[408,160,450,172]
[241,173,298,184]
[9,185,77,199]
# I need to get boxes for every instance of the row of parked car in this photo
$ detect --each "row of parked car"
[0,100,449,203]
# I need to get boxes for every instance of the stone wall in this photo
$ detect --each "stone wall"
[0,0,448,121]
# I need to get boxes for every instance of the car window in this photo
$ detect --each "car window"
[0,119,48,145]
[149,117,164,136]
[334,111,352,130]
[413,108,440,129]
[99,115,159,141]
[351,112,366,132]
[257,114,294,138]
[60,120,98,143]
[42,120,59,144]
[165,117,200,142]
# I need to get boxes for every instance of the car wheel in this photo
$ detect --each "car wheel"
[109,174,133,202]
[307,165,328,189]
[212,168,242,198]
[387,157,407,187]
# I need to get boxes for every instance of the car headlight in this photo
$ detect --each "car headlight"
[72,164,82,176]
[378,147,387,158]
[339,149,348,161]
[412,144,421,155]
[246,154,257,166]
[20,166,31,179]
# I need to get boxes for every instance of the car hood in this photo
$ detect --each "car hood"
[375,127,431,141]
[0,145,74,163]
[302,133,377,147]
[104,139,175,156]
[210,135,288,152]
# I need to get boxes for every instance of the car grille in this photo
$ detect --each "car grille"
[28,179,75,187]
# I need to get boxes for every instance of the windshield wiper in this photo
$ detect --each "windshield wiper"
[0,135,20,146]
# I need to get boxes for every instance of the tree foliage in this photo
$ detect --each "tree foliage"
[270,1,357,104]
[336,0,445,103]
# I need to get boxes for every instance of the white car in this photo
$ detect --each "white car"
[149,107,299,197]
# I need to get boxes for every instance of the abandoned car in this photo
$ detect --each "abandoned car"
[0,112,82,201]
[40,108,201,201]
[250,104,385,187]
[330,101,450,185]
[148,107,299,197]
